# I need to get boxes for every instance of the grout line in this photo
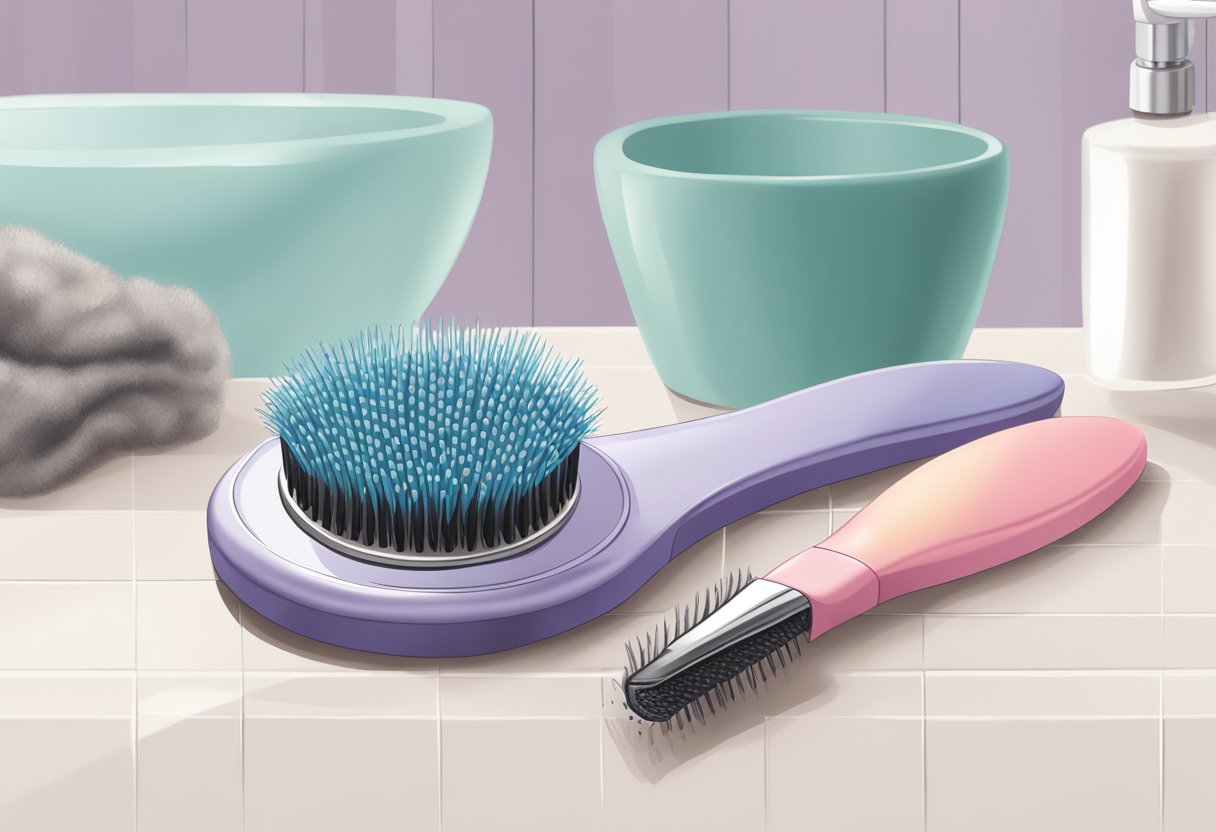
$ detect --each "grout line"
[129,453,137,832]
[882,0,888,114]
[725,0,732,111]
[239,602,246,832]
[763,717,770,832]
[921,665,928,831]
[436,670,443,828]
[956,0,962,123]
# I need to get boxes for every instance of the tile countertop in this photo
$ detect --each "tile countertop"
[1,327,1215,832]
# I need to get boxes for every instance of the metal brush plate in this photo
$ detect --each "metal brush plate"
[277,467,582,569]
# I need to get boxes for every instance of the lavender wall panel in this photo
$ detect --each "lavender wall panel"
[429,0,532,325]
[962,0,1068,326]
[729,0,885,111]
[1060,1,1141,327]
[533,0,728,325]
[395,0,433,96]
[886,0,958,121]
[186,0,304,92]
[133,0,187,92]
[0,0,136,94]
[304,0,396,93]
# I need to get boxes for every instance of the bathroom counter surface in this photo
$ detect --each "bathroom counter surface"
[0,327,1212,832]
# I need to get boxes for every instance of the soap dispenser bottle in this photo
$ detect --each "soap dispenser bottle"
[1084,0,1216,388]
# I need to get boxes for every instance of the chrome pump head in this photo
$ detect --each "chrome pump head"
[1131,0,1216,115]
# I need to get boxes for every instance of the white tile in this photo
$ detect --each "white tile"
[616,529,723,615]
[0,582,133,669]
[438,612,669,675]
[582,366,681,434]
[964,327,1086,375]
[533,326,652,368]
[926,719,1160,832]
[439,674,601,718]
[133,455,237,511]
[239,605,438,673]
[768,717,922,832]
[137,581,242,671]
[758,671,923,718]
[602,716,765,832]
[0,718,134,832]
[1165,671,1216,716]
[137,673,241,718]
[926,672,1160,717]
[0,454,133,511]
[1164,718,1216,831]
[442,719,598,832]
[802,613,924,672]
[723,511,832,577]
[924,614,1162,670]
[1060,375,1216,484]
[1164,616,1216,669]
[0,672,132,717]
[137,378,271,456]
[830,508,859,533]
[0,512,132,580]
[1164,546,1216,612]
[763,485,831,512]
[1060,480,1216,546]
[137,717,241,832]
[245,717,439,832]
[879,544,1161,614]
[244,672,436,717]
[134,512,213,580]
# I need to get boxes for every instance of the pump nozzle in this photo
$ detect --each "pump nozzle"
[1131,0,1216,115]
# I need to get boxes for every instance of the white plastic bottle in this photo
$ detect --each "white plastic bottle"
[1084,0,1216,389]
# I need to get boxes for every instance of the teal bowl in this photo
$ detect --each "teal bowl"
[595,109,1009,408]
[0,93,491,377]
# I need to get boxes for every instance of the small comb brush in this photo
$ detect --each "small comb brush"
[623,417,1148,726]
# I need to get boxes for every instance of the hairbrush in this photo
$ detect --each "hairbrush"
[208,325,1065,657]
[622,416,1147,726]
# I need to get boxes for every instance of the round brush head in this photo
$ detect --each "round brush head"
[260,325,600,567]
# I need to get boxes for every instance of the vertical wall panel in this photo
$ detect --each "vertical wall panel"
[729,0,885,111]
[1061,1,1139,327]
[396,0,433,96]
[962,0,1067,326]
[0,0,136,94]
[533,0,729,325]
[304,0,397,93]
[886,0,958,121]
[186,0,304,92]
[428,0,532,325]
[133,0,187,92]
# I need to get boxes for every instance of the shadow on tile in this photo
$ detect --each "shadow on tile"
[662,387,732,423]
[1110,385,1216,483]
[601,650,838,784]
[235,602,438,673]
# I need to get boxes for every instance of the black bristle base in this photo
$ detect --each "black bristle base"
[279,438,581,557]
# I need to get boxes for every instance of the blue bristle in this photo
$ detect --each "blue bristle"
[260,324,601,554]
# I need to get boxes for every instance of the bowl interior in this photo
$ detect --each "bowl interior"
[621,113,994,178]
[0,105,446,151]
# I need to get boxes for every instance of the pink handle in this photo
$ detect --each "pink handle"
[766,417,1147,638]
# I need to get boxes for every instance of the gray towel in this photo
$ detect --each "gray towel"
[0,227,229,496]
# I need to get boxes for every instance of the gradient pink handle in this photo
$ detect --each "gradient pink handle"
[767,417,1148,638]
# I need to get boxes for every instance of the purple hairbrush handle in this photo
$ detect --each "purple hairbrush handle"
[209,359,1064,657]
[592,359,1065,563]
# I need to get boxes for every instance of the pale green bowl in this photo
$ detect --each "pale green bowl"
[0,93,492,377]
[595,109,1009,409]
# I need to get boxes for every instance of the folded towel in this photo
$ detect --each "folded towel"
[0,226,229,496]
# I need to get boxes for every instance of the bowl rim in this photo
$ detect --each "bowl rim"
[596,108,1006,183]
[0,92,491,168]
